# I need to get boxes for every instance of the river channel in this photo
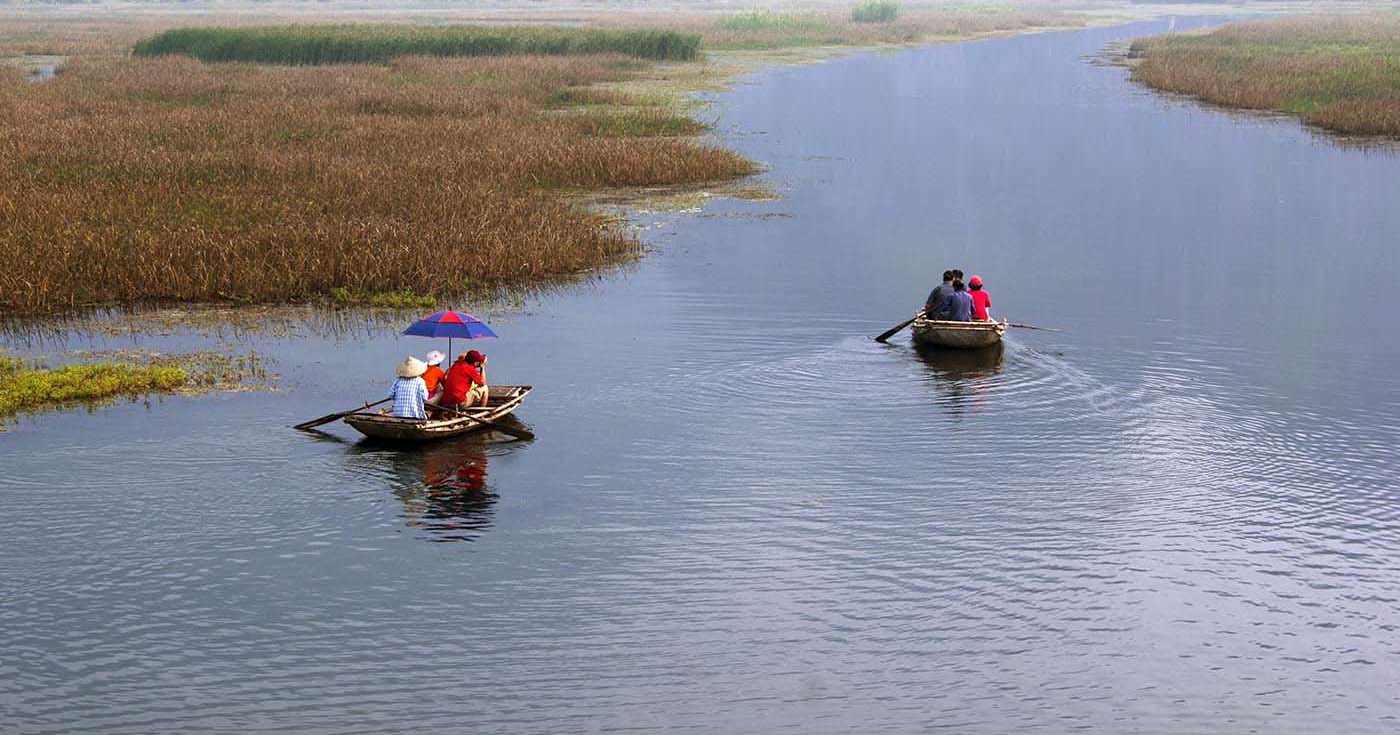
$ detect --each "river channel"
[3,16,1399,734]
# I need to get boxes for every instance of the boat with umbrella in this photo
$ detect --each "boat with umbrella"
[295,310,534,443]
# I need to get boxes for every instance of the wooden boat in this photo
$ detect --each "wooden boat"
[343,385,532,443]
[911,317,1006,349]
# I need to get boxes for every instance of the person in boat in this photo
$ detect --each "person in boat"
[924,270,955,319]
[439,349,489,412]
[946,279,975,322]
[422,350,446,405]
[389,356,430,420]
[968,275,992,321]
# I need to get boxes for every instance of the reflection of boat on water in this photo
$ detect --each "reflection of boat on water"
[343,384,532,443]
[916,342,1004,415]
[915,341,1005,378]
[911,316,1006,348]
[350,435,498,543]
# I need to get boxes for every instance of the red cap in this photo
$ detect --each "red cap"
[968,275,983,287]
[464,350,484,363]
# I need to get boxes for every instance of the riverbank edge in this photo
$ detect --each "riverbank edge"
[1121,15,1400,144]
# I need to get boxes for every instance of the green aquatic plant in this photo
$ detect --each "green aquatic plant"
[0,350,271,421]
[851,1,900,24]
[0,354,188,419]
[133,25,703,64]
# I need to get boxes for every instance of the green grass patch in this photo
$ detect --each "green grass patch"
[852,1,900,24]
[0,353,187,419]
[133,25,703,64]
[330,287,438,309]
[714,11,831,33]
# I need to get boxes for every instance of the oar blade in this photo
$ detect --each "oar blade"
[293,412,349,431]
[875,314,921,343]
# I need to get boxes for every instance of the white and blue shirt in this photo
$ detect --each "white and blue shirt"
[388,376,428,419]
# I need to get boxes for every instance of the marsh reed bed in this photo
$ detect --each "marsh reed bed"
[134,25,702,64]
[0,32,754,314]
[1131,14,1400,137]
[671,5,1083,50]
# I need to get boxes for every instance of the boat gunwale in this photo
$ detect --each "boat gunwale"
[911,317,1007,333]
[343,384,531,434]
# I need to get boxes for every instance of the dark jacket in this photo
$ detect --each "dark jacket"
[924,282,954,318]
[946,290,974,321]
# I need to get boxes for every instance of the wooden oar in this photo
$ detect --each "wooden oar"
[294,398,390,431]
[875,312,925,343]
[436,403,535,441]
[1007,322,1063,332]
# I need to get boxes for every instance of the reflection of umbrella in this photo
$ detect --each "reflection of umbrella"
[403,310,497,363]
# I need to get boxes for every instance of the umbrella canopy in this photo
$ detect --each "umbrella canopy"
[403,311,496,364]
[403,310,497,340]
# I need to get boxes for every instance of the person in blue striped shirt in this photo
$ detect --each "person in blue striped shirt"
[389,357,430,420]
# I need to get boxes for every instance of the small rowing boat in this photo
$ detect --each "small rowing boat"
[343,384,532,443]
[911,317,1006,349]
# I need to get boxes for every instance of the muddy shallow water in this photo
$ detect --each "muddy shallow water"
[3,17,1399,734]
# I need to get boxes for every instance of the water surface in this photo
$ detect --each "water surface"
[3,17,1399,734]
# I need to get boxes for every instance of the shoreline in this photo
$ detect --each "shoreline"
[0,6,1107,324]
[1126,13,1400,141]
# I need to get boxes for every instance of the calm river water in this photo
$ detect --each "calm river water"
[4,17,1399,734]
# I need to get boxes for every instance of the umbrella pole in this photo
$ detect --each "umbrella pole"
[448,336,453,364]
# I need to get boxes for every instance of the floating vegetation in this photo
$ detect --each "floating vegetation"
[0,349,269,422]
[133,25,703,64]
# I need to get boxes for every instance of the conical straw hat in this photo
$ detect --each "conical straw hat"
[396,356,427,378]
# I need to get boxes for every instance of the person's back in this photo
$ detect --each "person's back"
[968,275,992,321]
[925,270,954,319]
[389,357,429,419]
[946,280,974,322]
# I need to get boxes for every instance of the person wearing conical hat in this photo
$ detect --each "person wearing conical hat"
[389,356,430,419]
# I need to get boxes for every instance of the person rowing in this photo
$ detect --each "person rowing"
[924,269,955,320]
[388,357,430,420]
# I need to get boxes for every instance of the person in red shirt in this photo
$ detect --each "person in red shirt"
[439,350,489,412]
[968,275,993,321]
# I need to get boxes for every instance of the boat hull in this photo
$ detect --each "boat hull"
[911,318,1006,348]
[343,385,532,443]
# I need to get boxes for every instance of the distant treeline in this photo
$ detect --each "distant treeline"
[132,25,703,64]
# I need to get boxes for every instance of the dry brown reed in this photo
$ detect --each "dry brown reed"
[0,53,755,313]
[1132,14,1400,137]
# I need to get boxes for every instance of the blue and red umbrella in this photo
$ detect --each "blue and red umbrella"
[403,310,497,363]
